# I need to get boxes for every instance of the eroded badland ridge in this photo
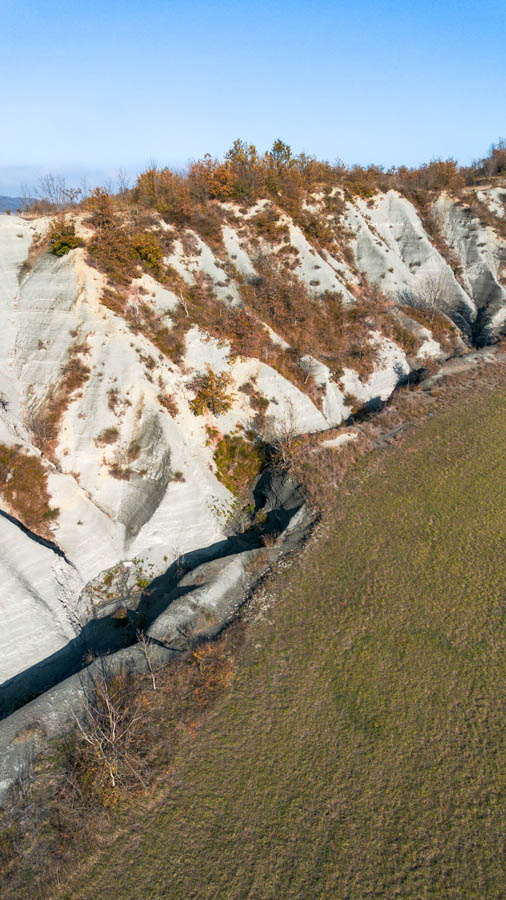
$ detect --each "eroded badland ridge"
[1,142,506,742]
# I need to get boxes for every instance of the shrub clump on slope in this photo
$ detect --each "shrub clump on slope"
[0,444,59,536]
[189,366,234,417]
[85,188,166,287]
[213,433,266,496]
[48,217,84,257]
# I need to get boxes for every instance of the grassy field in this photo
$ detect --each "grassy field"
[39,386,506,897]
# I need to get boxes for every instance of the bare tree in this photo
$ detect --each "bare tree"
[267,401,297,470]
[400,270,452,322]
[19,182,34,211]
[116,168,130,197]
[127,295,143,330]
[72,665,147,793]
[418,270,452,320]
[178,291,190,317]
[136,629,157,690]
[112,560,154,609]
[36,174,68,209]
[32,175,82,210]
[61,185,82,206]
[25,405,56,453]
[80,175,90,200]
[299,354,321,385]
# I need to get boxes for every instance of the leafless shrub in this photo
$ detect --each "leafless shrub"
[136,629,157,690]
[266,402,298,470]
[116,168,130,197]
[25,406,56,451]
[32,174,82,211]
[418,270,453,319]
[71,665,147,798]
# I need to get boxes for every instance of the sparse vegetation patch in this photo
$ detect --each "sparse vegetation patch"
[0,444,59,536]
[48,217,83,256]
[213,433,266,495]
[189,366,234,416]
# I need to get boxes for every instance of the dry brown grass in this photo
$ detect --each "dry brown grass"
[100,288,187,363]
[281,353,506,512]
[399,304,460,353]
[30,344,91,457]
[18,230,51,279]
[0,444,59,537]
[158,392,179,416]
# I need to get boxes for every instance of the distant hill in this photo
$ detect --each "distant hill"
[0,195,32,212]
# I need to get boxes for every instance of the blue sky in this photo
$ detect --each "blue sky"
[0,0,504,193]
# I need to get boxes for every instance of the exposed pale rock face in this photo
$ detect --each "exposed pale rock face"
[345,191,476,334]
[477,187,506,219]
[286,221,355,301]
[433,194,506,344]
[0,514,80,684]
[0,184,505,695]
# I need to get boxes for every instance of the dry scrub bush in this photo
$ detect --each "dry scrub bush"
[250,205,290,242]
[101,289,187,363]
[457,191,506,244]
[462,138,506,182]
[48,217,83,256]
[420,209,466,286]
[272,426,371,511]
[132,166,225,249]
[0,444,59,536]
[86,188,168,288]
[213,433,266,496]
[29,345,91,457]
[128,140,342,232]
[105,260,400,408]
[189,366,234,416]
[158,392,179,416]
[241,260,388,382]
[0,632,238,898]
[399,303,458,354]
[68,141,505,426]
[88,223,139,288]
[95,427,119,446]
[239,380,269,425]
[69,668,147,802]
